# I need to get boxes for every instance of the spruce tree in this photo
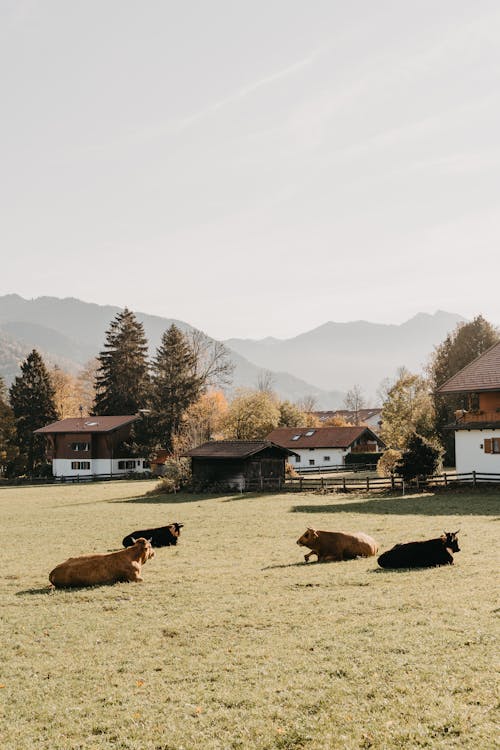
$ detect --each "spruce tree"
[93,308,150,416]
[0,376,17,472]
[9,350,58,473]
[151,324,201,452]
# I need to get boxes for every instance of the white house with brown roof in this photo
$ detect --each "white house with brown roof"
[34,415,149,478]
[266,426,385,470]
[436,341,500,473]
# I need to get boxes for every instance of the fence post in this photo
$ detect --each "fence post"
[300,476,303,492]
[416,477,419,491]
[391,472,395,490]
[342,477,346,492]
[366,477,370,491]
[321,476,324,490]
[473,470,477,487]
[444,472,447,487]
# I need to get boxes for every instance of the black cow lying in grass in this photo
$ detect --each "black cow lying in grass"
[122,522,183,549]
[377,531,460,569]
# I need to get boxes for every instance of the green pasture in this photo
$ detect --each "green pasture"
[0,481,498,749]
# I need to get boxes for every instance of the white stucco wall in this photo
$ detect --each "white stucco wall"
[291,447,346,468]
[52,458,149,478]
[455,430,500,473]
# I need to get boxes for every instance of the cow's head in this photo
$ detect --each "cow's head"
[132,537,155,563]
[442,530,460,553]
[297,527,319,546]
[170,523,184,537]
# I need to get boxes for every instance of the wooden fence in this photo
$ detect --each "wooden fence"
[282,471,500,493]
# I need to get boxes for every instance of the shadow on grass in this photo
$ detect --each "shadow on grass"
[16,587,54,596]
[112,493,216,504]
[291,490,500,516]
[261,561,309,571]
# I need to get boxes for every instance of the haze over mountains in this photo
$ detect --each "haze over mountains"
[0,295,467,409]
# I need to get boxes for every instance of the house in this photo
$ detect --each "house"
[436,341,500,473]
[34,415,149,479]
[184,440,297,491]
[266,426,385,470]
[314,408,382,432]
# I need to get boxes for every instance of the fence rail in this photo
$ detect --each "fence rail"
[283,471,500,492]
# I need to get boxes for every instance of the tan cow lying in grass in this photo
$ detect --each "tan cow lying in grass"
[49,537,155,588]
[297,527,378,563]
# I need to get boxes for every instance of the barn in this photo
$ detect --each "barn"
[184,440,297,491]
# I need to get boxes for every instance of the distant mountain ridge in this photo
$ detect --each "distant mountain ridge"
[225,310,468,398]
[0,295,344,408]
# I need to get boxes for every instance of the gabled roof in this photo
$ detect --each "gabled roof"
[184,440,297,459]
[436,341,500,394]
[265,426,385,449]
[34,415,139,434]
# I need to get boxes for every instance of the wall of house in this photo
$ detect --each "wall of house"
[455,429,500,473]
[291,447,346,468]
[51,458,149,478]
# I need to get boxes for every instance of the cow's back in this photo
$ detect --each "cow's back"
[316,530,378,557]
[378,539,452,568]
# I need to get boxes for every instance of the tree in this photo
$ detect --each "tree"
[428,315,499,464]
[9,350,58,473]
[0,376,17,474]
[380,367,435,450]
[257,369,275,395]
[395,433,443,482]
[173,389,228,453]
[278,400,306,427]
[188,329,234,390]
[93,308,150,416]
[50,366,85,418]
[222,389,280,440]
[151,324,202,452]
[343,384,366,424]
[76,358,100,416]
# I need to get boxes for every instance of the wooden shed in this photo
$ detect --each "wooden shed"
[184,440,297,491]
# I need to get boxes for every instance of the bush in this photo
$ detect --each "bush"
[395,433,443,481]
[377,449,402,477]
[285,461,299,478]
[149,458,192,494]
[344,452,380,468]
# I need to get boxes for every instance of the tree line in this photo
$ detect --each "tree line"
[0,311,497,478]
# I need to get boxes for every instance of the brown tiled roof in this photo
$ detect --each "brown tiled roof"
[265,426,385,449]
[184,440,297,459]
[436,342,500,394]
[34,416,139,434]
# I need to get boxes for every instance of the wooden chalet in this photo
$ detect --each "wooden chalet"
[34,415,149,479]
[436,341,500,472]
[184,440,297,491]
[266,426,385,470]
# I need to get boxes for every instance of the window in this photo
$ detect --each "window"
[118,460,138,470]
[71,461,90,470]
[309,459,315,466]
[291,434,301,441]
[70,442,89,452]
[484,438,500,454]
[305,430,315,436]
[295,455,301,463]
[323,456,331,461]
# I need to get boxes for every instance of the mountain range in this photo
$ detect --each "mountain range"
[0,295,467,409]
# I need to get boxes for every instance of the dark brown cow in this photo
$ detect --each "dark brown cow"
[49,538,155,588]
[297,527,378,562]
[377,531,460,569]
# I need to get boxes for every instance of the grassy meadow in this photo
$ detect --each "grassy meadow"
[0,481,498,750]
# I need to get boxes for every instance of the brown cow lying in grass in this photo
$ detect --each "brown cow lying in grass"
[49,538,155,588]
[297,527,378,563]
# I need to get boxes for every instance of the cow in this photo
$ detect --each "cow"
[296,527,378,563]
[49,537,155,588]
[377,531,460,569]
[122,522,183,549]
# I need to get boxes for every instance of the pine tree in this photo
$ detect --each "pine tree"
[0,376,17,473]
[93,308,150,416]
[9,350,58,473]
[151,324,201,452]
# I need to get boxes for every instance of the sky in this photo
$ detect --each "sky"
[1,0,500,340]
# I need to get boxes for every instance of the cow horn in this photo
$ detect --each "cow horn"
[453,529,460,535]
[131,537,136,544]
[147,537,153,544]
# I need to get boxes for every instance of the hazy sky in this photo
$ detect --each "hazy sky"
[2,1,500,339]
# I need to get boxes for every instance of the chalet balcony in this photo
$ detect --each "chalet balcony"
[454,410,500,425]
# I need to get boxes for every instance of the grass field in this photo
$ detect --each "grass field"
[0,481,498,749]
